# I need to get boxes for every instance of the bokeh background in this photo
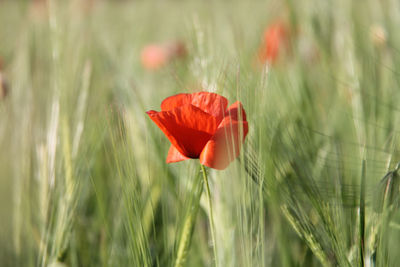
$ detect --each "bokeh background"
[1,0,400,266]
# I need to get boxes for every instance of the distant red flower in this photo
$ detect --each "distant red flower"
[141,41,186,70]
[258,21,288,64]
[147,92,248,170]
[141,45,168,70]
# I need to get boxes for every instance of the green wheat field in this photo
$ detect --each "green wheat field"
[1,1,400,266]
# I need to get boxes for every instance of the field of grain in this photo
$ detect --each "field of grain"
[1,1,400,266]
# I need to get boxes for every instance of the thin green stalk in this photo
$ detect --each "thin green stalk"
[375,163,400,266]
[175,168,203,267]
[359,159,366,267]
[200,164,218,267]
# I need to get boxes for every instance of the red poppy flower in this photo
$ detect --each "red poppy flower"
[258,21,288,64]
[141,44,169,70]
[141,41,187,70]
[146,92,248,170]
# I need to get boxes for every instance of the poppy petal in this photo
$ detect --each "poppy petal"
[161,92,228,122]
[166,145,189,163]
[200,117,248,170]
[224,101,247,122]
[190,92,228,123]
[161,93,192,111]
[147,104,217,158]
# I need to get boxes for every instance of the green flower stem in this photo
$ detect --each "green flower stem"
[175,168,203,267]
[174,165,218,267]
[201,164,218,267]
[359,159,366,267]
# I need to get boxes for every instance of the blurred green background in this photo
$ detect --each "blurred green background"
[1,0,400,266]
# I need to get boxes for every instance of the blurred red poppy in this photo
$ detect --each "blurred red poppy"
[258,21,288,64]
[141,41,186,70]
[141,45,168,70]
[147,92,248,170]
